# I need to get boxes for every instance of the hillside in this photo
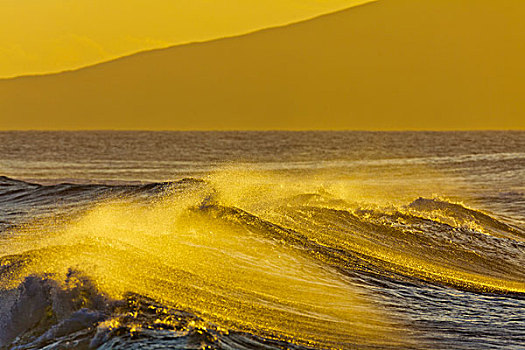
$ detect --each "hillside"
[1,0,524,130]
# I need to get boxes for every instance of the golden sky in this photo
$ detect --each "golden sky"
[0,0,371,78]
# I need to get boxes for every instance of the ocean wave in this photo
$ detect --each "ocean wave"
[1,174,524,349]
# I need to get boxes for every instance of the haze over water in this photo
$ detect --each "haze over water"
[0,131,524,349]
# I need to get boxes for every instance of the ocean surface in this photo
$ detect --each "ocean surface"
[0,131,523,349]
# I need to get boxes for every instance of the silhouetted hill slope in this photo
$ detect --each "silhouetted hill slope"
[1,0,524,130]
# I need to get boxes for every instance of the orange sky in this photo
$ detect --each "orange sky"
[0,0,372,78]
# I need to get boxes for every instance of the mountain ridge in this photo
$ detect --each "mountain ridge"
[1,0,524,130]
[0,1,378,82]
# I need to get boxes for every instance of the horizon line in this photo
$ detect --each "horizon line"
[1,129,523,133]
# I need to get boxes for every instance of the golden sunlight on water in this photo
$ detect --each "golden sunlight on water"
[0,178,410,348]
[2,168,524,348]
[207,170,525,294]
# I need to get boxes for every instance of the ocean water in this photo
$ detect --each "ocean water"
[0,131,523,349]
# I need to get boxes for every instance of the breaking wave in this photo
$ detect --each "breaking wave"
[0,172,524,349]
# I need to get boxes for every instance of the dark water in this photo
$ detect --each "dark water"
[0,131,524,349]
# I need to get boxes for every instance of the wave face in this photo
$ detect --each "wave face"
[0,131,524,349]
[0,171,524,349]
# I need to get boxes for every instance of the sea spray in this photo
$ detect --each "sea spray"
[0,174,411,348]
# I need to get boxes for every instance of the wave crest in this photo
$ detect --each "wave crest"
[1,172,524,348]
